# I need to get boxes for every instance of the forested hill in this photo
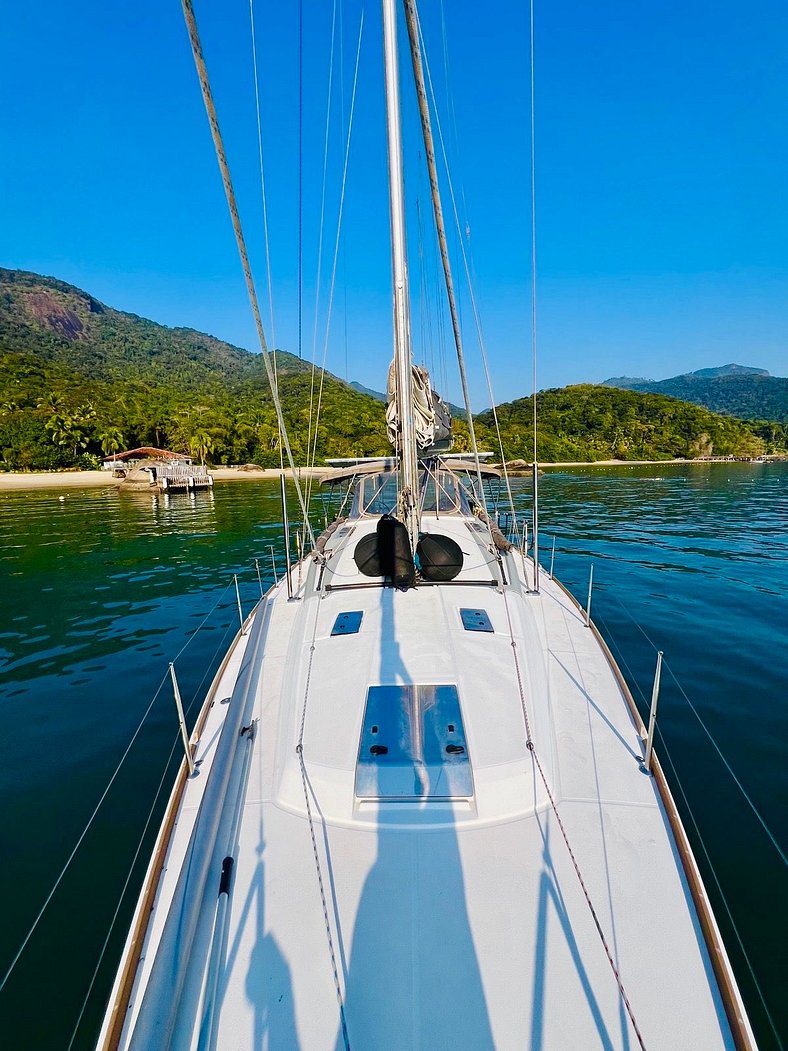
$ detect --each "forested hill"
[0,268,390,469]
[602,365,788,424]
[0,267,785,469]
[477,385,785,462]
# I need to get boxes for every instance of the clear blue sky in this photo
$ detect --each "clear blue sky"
[2,1,787,408]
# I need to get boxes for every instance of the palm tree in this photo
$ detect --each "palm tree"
[98,426,124,458]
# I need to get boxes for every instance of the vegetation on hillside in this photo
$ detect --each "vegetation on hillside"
[477,385,785,462]
[1,268,784,470]
[604,371,788,424]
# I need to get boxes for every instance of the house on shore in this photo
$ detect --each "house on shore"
[106,448,213,491]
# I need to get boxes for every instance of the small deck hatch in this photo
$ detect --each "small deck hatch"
[331,611,363,636]
[460,608,493,632]
[356,685,472,799]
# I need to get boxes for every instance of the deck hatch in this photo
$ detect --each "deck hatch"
[355,685,472,799]
[331,611,363,636]
[460,608,493,632]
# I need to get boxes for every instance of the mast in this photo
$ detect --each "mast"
[382,0,420,548]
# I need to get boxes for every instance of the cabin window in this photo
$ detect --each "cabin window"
[419,470,461,513]
[351,473,399,518]
[355,684,472,800]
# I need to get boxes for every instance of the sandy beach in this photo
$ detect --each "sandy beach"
[0,466,331,492]
[0,457,770,492]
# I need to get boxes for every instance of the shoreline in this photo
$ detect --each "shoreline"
[0,458,778,492]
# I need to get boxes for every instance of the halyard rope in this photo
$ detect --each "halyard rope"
[297,596,351,1050]
[181,0,317,551]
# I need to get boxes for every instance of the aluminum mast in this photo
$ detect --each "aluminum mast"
[382,0,419,550]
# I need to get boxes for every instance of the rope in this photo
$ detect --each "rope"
[66,607,240,1047]
[65,729,184,1050]
[412,10,518,530]
[603,589,787,868]
[180,0,317,551]
[0,666,171,994]
[655,723,784,1049]
[296,598,351,1049]
[402,0,499,564]
[528,742,648,1050]
[488,562,648,1046]
[593,607,782,1046]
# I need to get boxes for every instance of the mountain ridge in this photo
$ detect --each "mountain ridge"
[1,268,785,468]
[602,364,788,422]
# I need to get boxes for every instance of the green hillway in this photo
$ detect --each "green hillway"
[1,267,785,471]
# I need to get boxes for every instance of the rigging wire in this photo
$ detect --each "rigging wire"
[0,667,171,995]
[180,0,317,551]
[298,0,304,360]
[654,723,784,1049]
[413,10,518,529]
[304,11,365,507]
[0,577,240,997]
[592,606,782,1047]
[401,0,491,526]
[248,0,277,357]
[65,613,239,1050]
[529,0,539,585]
[602,587,787,868]
[248,0,284,469]
[305,0,339,509]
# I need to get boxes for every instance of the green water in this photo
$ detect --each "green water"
[0,466,786,1049]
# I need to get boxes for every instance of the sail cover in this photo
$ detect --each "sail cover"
[386,361,452,450]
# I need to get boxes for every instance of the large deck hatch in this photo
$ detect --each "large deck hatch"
[355,685,472,799]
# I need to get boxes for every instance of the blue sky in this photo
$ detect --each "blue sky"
[2,0,787,408]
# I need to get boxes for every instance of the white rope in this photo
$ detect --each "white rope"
[180,0,317,550]
[414,12,518,528]
[402,0,498,562]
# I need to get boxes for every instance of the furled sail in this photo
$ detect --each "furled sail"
[386,360,452,451]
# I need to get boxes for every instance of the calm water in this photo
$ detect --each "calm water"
[0,465,786,1049]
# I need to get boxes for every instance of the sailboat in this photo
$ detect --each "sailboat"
[97,2,757,1048]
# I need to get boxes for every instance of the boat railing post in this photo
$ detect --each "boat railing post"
[549,536,556,578]
[269,544,279,585]
[585,564,594,626]
[532,460,540,593]
[169,662,195,776]
[233,574,245,634]
[644,651,664,771]
[254,558,263,598]
[280,473,294,600]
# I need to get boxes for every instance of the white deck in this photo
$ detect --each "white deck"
[101,512,745,1051]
